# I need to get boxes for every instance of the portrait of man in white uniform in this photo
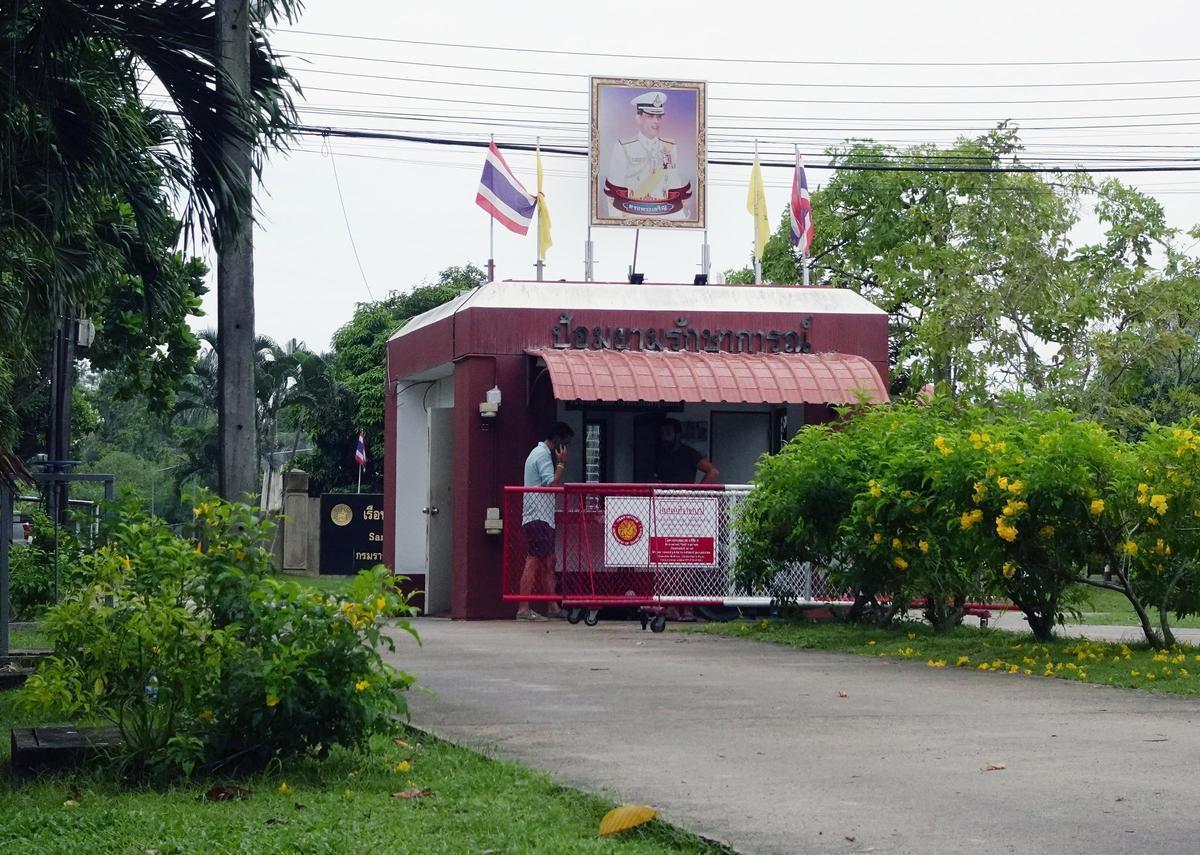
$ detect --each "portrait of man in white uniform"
[590,78,706,229]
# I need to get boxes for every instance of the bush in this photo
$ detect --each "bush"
[735,399,1195,645]
[19,492,418,781]
[7,509,58,620]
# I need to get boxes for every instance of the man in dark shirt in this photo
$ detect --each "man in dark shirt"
[655,418,720,484]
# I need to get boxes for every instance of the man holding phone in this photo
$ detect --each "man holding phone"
[516,422,575,621]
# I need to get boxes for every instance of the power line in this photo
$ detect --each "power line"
[324,140,375,300]
[284,30,1200,68]
[285,53,1200,90]
[295,125,1200,173]
[298,75,1200,106]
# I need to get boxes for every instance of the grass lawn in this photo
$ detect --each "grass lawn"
[1073,585,1200,628]
[698,618,1200,696]
[0,696,724,854]
[4,625,50,651]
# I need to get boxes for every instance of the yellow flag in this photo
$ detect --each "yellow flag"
[537,144,552,261]
[746,154,769,262]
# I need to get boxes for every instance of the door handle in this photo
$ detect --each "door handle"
[422,506,440,516]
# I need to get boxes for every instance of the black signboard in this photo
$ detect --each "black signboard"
[319,493,385,575]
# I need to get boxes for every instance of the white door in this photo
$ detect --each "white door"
[424,408,454,614]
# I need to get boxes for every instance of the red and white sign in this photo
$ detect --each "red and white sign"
[604,494,718,567]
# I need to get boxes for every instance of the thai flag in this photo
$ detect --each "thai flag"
[476,142,537,235]
[355,432,368,467]
[790,152,814,255]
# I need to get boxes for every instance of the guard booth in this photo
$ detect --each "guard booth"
[384,279,889,619]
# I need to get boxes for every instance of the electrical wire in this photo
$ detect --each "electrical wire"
[283,30,1200,68]
[323,138,375,300]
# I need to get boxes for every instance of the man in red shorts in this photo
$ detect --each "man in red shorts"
[516,422,573,620]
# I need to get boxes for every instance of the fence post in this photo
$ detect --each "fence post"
[1,482,11,656]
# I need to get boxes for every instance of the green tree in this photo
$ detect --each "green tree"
[302,264,485,493]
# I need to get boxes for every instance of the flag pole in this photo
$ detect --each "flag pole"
[534,136,545,282]
[357,463,362,495]
[797,144,810,287]
[753,140,762,285]
[487,134,496,282]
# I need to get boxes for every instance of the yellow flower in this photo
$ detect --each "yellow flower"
[1090,499,1105,516]
[918,540,929,554]
[972,482,987,504]
[1121,541,1138,557]
[926,660,947,668]
[867,640,876,646]
[891,537,903,549]
[375,596,387,612]
[1002,500,1028,517]
[978,663,990,671]
[873,533,882,544]
[1150,494,1169,516]
[955,656,970,666]
[266,694,279,708]
[199,709,214,722]
[868,479,882,498]
[1007,480,1024,494]
[1039,525,1056,539]
[995,518,1018,542]
[985,467,996,478]
[394,760,411,774]
[997,476,1009,491]
[355,679,370,693]
[278,782,291,796]
[1002,562,1017,578]
[933,436,951,455]
[893,556,909,570]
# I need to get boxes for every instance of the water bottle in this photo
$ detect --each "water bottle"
[144,674,159,703]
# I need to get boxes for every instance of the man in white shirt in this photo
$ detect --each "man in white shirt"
[516,422,574,620]
[605,91,688,220]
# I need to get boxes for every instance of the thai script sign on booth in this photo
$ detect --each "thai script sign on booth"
[604,494,719,568]
[320,493,385,575]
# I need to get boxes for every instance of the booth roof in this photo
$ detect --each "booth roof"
[389,279,886,342]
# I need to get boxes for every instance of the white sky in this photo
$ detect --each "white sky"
[186,0,1200,351]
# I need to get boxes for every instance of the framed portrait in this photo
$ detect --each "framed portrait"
[589,77,706,230]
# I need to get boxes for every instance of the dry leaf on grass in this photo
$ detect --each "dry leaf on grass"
[392,737,414,748]
[265,818,289,826]
[599,804,657,837]
[983,763,1007,772]
[391,788,433,800]
[205,785,253,801]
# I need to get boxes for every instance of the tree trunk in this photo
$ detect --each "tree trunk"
[216,0,258,502]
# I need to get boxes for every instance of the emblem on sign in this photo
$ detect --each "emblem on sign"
[330,503,353,527]
[611,514,644,546]
[603,181,692,217]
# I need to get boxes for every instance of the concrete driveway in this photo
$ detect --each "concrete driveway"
[391,620,1200,854]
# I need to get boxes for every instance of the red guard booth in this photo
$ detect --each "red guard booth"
[384,279,889,619]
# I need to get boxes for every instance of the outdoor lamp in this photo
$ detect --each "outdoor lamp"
[479,385,501,418]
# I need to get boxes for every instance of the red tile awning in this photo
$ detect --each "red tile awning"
[527,348,889,405]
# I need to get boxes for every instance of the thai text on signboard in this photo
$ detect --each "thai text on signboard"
[552,313,812,355]
[604,494,718,568]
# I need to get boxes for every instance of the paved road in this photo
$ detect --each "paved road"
[392,620,1200,854]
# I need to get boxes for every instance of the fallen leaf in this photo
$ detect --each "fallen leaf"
[145,850,160,855]
[983,763,1006,772]
[63,799,79,808]
[845,836,856,842]
[205,785,253,801]
[294,802,307,810]
[392,737,414,748]
[599,804,657,837]
[838,690,848,698]
[266,818,289,826]
[391,788,433,800]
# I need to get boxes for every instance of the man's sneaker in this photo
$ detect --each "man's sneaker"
[515,609,549,622]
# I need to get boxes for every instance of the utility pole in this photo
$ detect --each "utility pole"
[216,0,258,501]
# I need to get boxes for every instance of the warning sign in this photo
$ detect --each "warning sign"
[604,494,718,568]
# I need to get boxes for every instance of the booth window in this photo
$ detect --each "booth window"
[584,420,606,483]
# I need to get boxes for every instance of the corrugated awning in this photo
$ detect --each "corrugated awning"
[527,348,888,405]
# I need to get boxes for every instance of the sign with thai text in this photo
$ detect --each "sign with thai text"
[553,313,812,355]
[320,493,385,575]
[604,494,718,568]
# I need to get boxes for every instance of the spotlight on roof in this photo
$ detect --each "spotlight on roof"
[693,274,708,286]
[628,272,645,284]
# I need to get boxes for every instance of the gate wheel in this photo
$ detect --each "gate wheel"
[584,609,600,627]
[650,615,667,633]
[567,607,584,625]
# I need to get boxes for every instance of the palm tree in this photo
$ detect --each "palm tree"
[0,0,299,483]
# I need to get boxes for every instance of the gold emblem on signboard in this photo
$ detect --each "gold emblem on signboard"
[330,503,353,526]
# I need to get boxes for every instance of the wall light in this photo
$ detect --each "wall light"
[479,385,501,418]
